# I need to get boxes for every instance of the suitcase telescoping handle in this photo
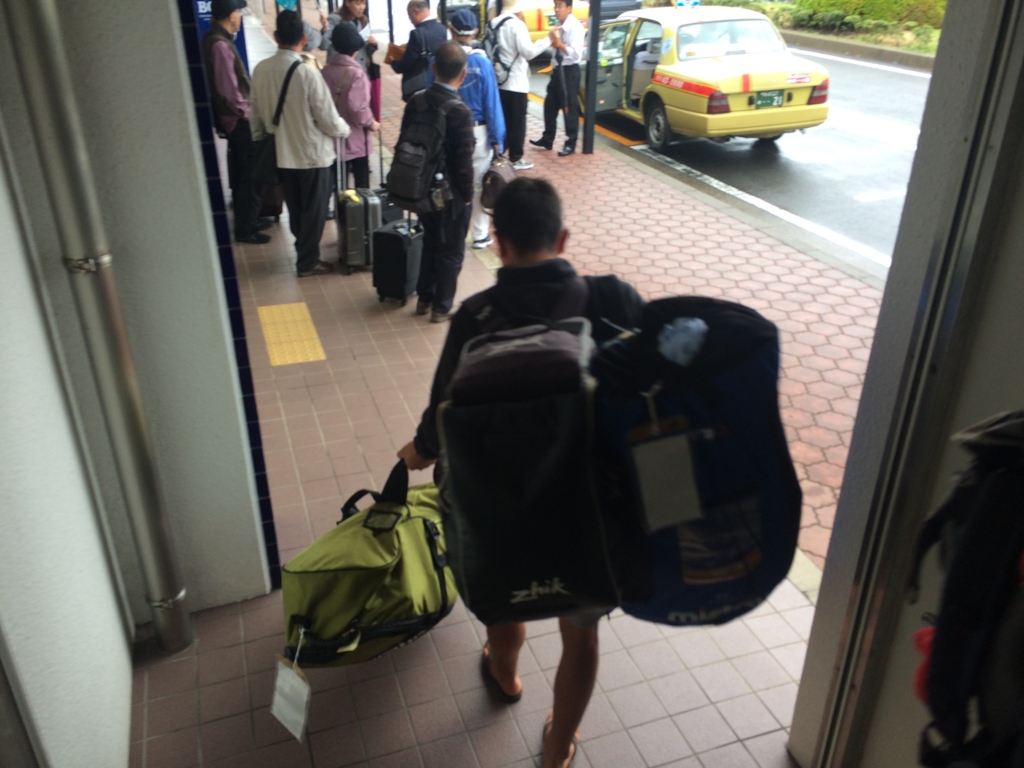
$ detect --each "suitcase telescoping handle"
[335,137,346,193]
[370,128,386,187]
[340,461,410,520]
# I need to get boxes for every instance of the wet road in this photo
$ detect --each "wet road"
[532,50,931,256]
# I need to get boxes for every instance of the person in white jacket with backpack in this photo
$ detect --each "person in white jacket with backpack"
[486,0,553,170]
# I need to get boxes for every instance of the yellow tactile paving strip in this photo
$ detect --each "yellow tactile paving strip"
[256,302,326,366]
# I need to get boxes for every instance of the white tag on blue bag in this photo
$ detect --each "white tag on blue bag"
[632,431,703,531]
[270,654,311,742]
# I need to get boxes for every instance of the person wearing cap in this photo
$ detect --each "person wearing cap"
[487,0,554,171]
[250,10,350,277]
[391,0,447,102]
[529,0,584,156]
[201,0,271,245]
[322,23,381,190]
[426,8,506,249]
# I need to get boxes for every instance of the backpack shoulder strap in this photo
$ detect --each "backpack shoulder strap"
[273,60,303,127]
[584,274,637,338]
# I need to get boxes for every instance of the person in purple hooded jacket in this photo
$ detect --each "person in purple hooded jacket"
[322,23,381,189]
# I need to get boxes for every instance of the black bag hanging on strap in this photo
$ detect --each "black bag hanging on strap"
[438,278,621,626]
[254,60,302,187]
[911,412,1024,768]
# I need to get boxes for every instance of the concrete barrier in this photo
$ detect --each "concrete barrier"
[781,29,934,71]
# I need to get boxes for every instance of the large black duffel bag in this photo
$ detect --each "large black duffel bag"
[437,278,621,626]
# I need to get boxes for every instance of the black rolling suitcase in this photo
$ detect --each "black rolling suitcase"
[373,216,423,305]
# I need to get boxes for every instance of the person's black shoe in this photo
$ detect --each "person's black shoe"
[297,261,335,277]
[256,217,274,231]
[529,138,553,150]
[558,145,576,157]
[236,231,271,244]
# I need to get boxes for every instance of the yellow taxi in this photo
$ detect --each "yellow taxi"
[583,5,830,150]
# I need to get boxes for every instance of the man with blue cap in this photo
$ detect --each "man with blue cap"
[427,8,506,249]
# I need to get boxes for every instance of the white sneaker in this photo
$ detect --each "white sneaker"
[472,237,493,249]
[511,159,534,171]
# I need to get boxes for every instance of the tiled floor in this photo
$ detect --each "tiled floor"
[127,10,887,766]
[132,582,809,768]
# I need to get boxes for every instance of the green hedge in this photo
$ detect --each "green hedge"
[793,0,945,26]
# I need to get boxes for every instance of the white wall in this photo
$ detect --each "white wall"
[0,0,270,617]
[0,145,131,768]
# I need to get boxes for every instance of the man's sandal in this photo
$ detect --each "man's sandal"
[542,713,580,768]
[480,644,522,704]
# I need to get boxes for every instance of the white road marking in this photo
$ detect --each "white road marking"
[789,48,933,79]
[631,145,893,268]
[854,189,906,203]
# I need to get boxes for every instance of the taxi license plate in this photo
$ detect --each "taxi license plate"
[756,90,784,108]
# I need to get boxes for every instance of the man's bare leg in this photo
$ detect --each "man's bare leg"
[485,622,526,697]
[543,618,599,768]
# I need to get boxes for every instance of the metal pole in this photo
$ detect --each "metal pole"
[440,0,447,27]
[0,0,192,652]
[582,0,600,154]
[388,0,395,43]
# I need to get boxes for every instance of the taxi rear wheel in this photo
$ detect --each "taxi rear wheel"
[644,99,672,153]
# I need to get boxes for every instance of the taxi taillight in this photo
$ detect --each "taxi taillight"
[809,78,829,105]
[707,91,731,114]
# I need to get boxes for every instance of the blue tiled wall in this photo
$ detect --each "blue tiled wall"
[176,0,281,590]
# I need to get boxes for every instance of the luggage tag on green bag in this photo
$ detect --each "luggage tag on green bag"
[271,628,312,742]
[629,383,704,532]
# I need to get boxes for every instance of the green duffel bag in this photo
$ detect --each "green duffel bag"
[282,462,457,666]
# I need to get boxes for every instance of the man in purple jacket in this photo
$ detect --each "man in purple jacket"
[201,0,272,244]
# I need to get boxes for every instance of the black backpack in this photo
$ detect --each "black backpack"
[911,411,1024,768]
[483,15,517,86]
[387,92,458,214]
[437,276,642,625]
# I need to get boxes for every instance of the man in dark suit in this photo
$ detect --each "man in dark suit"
[391,0,447,101]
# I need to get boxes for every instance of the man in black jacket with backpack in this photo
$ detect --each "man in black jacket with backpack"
[399,178,644,768]
[397,41,477,323]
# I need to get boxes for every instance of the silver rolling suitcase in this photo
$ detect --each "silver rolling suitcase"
[336,141,382,275]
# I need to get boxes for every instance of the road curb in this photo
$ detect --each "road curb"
[781,30,934,71]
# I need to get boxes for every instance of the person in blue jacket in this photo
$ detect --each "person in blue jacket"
[427,8,507,249]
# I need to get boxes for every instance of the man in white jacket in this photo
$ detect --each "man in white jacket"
[251,10,350,277]
[488,0,552,170]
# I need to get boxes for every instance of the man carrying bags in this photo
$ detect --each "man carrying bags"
[388,41,476,322]
[428,9,506,250]
[530,0,584,156]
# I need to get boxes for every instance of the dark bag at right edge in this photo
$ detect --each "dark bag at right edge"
[910,412,1024,768]
[591,296,802,626]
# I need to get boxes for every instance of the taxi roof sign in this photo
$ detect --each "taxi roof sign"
[675,0,701,6]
